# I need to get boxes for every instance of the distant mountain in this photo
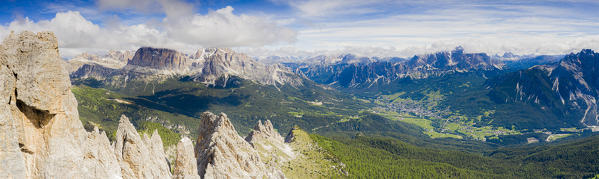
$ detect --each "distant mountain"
[293,47,503,88]
[127,47,189,70]
[66,50,134,73]
[502,55,563,71]
[489,49,599,127]
[70,47,303,88]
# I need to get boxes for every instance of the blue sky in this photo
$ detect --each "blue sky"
[1,0,599,58]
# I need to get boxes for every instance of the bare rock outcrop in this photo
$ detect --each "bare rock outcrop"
[195,112,284,179]
[174,137,200,179]
[114,115,172,179]
[83,127,123,178]
[145,130,173,178]
[0,31,124,178]
[246,120,295,164]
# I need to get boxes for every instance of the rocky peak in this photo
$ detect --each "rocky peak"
[174,137,200,179]
[114,115,171,179]
[195,112,284,179]
[245,120,280,142]
[128,47,189,70]
[245,120,295,173]
[84,126,123,178]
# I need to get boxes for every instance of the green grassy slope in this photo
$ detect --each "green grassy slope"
[313,133,599,178]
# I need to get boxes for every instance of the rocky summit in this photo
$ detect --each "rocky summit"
[195,112,285,179]
[0,31,112,178]
[114,115,172,179]
[174,137,200,179]
[245,120,295,164]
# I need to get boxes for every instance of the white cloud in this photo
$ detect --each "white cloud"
[254,0,599,58]
[0,6,296,58]
[96,0,161,13]
[277,0,389,18]
[164,6,296,48]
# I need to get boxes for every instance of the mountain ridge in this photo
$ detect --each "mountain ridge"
[293,47,504,88]
[70,47,304,88]
[489,49,599,127]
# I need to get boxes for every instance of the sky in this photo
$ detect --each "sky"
[1,0,599,58]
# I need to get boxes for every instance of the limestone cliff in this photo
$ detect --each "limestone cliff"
[195,112,285,179]
[0,31,122,178]
[127,47,189,70]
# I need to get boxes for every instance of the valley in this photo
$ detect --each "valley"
[1,31,598,178]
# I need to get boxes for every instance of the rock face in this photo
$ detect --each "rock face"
[83,127,123,178]
[195,112,284,179]
[128,47,189,70]
[0,31,122,178]
[114,115,172,179]
[174,137,200,179]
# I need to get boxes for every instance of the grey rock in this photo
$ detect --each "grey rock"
[195,112,284,179]
[114,115,172,179]
[173,137,200,179]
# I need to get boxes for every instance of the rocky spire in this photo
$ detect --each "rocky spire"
[174,137,200,179]
[114,115,171,179]
[146,130,173,178]
[83,127,123,178]
[195,112,284,179]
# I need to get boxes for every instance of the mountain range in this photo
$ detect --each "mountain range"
[71,47,303,89]
[489,49,599,127]
[67,43,599,132]
[291,47,503,88]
